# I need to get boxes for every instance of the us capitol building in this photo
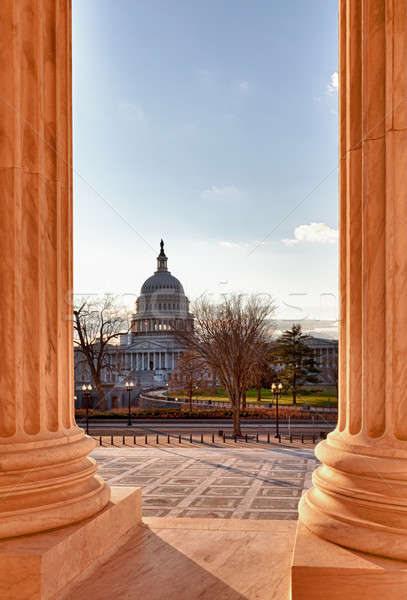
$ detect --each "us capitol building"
[75,240,194,408]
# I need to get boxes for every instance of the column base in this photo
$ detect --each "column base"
[0,432,111,538]
[0,486,141,600]
[291,521,407,600]
[300,436,407,560]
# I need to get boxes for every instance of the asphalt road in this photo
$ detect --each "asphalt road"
[78,419,335,434]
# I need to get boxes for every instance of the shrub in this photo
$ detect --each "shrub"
[75,406,336,421]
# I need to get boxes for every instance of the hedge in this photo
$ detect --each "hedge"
[75,407,337,421]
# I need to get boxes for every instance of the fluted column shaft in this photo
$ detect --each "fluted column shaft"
[0,0,109,538]
[300,0,407,560]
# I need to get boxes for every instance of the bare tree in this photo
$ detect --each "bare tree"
[74,296,130,410]
[175,294,275,436]
[169,350,208,411]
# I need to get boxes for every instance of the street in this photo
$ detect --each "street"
[78,418,335,435]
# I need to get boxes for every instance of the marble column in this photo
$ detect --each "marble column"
[299,0,407,561]
[0,0,109,539]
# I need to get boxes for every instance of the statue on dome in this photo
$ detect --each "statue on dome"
[159,238,166,258]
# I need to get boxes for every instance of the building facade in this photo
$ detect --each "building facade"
[269,334,338,388]
[74,240,193,408]
[305,337,338,385]
[127,239,194,375]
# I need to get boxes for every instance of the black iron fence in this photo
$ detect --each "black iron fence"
[92,430,328,447]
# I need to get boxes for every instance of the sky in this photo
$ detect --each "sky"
[72,0,339,324]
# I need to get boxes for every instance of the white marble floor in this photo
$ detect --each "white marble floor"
[92,445,318,520]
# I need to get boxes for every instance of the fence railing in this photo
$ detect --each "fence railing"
[92,430,328,447]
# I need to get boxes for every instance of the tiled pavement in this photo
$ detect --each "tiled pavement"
[92,445,318,520]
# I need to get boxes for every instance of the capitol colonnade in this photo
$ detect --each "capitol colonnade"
[0,2,140,598]
[119,350,180,371]
[130,351,180,371]
[292,0,407,597]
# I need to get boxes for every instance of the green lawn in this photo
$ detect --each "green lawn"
[166,386,338,408]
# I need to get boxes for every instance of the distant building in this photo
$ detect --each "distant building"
[74,240,193,408]
[269,335,338,387]
[305,337,338,385]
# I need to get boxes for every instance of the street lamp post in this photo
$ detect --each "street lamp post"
[125,381,134,427]
[82,384,92,435]
[271,382,283,438]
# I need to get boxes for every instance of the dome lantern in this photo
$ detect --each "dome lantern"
[139,240,185,294]
[157,239,168,273]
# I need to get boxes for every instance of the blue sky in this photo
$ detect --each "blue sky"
[72,0,338,321]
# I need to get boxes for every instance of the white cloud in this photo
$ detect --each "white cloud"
[238,80,250,93]
[219,241,242,248]
[201,186,243,202]
[252,239,270,247]
[219,239,270,250]
[219,241,245,249]
[196,68,216,86]
[282,222,338,246]
[327,72,338,95]
[118,101,147,125]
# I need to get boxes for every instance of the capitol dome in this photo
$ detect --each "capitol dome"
[131,240,194,335]
[140,239,185,294]
[141,272,184,295]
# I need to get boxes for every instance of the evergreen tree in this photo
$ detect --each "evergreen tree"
[275,324,320,404]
